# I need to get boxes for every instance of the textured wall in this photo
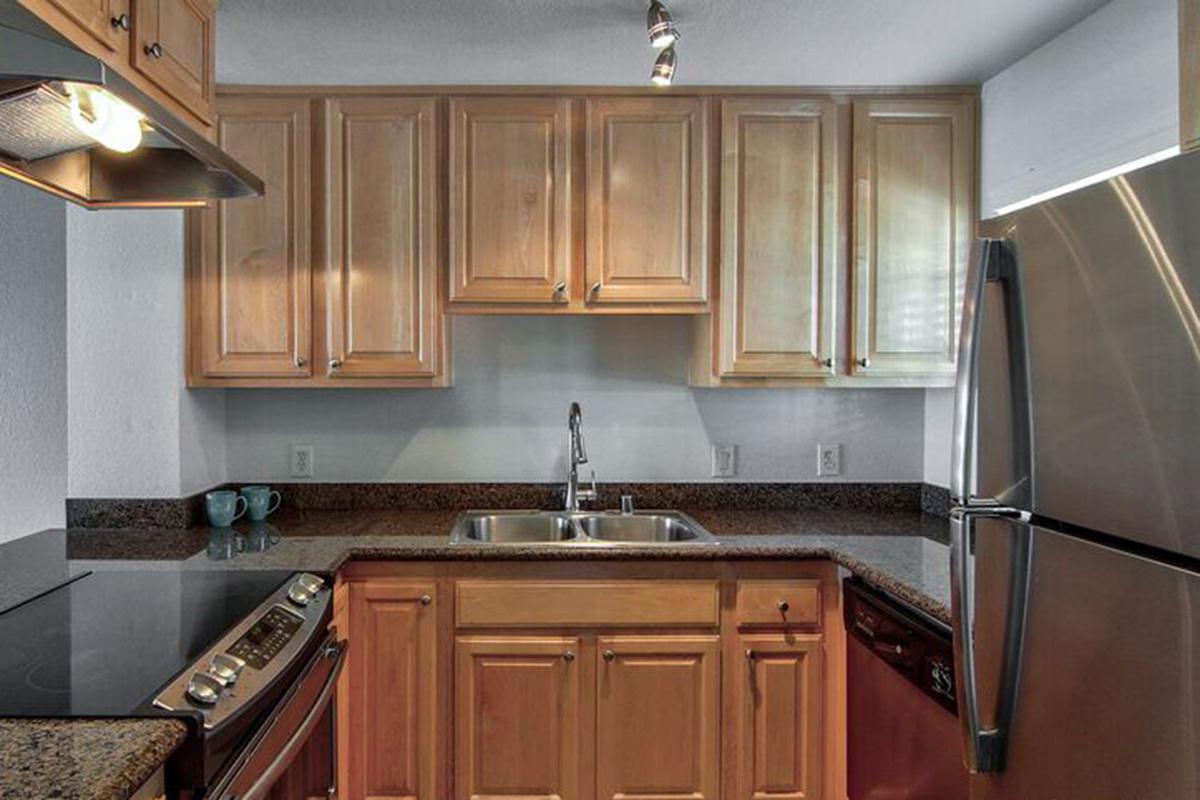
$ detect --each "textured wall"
[923,389,955,488]
[226,316,926,483]
[981,0,1179,216]
[66,208,226,498]
[0,181,66,543]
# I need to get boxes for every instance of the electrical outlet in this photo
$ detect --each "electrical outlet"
[290,445,314,478]
[817,443,841,477]
[711,444,737,478]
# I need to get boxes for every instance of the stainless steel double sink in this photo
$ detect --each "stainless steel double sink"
[449,510,716,546]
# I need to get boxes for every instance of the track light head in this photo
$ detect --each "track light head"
[647,1,680,50]
[651,45,677,87]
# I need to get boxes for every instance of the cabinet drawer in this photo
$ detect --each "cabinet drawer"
[456,580,720,628]
[736,580,821,628]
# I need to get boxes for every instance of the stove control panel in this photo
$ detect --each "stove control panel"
[154,573,330,729]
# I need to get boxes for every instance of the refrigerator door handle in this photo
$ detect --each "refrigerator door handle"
[951,507,1034,774]
[951,239,1000,506]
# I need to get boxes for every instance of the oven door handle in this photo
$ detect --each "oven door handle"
[221,637,346,800]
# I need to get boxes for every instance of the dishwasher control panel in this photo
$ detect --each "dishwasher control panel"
[843,578,958,714]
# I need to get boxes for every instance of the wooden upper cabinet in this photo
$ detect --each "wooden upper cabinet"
[324,96,444,380]
[717,98,838,378]
[736,635,824,800]
[346,582,439,800]
[851,97,975,377]
[585,96,710,305]
[449,96,573,305]
[455,637,583,800]
[596,636,720,800]
[194,95,311,379]
[27,0,131,55]
[131,0,215,123]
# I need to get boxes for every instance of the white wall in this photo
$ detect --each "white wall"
[227,316,925,483]
[922,389,955,488]
[0,181,67,542]
[66,208,226,497]
[981,0,1179,216]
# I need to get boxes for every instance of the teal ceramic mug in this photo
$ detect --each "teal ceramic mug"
[206,490,247,528]
[240,485,282,522]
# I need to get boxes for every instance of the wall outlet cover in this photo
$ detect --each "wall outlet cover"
[290,444,315,478]
[817,443,841,477]
[711,443,737,478]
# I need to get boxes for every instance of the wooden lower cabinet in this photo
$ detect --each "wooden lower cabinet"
[455,637,584,800]
[596,636,720,800]
[736,635,825,800]
[337,562,844,800]
[344,580,438,800]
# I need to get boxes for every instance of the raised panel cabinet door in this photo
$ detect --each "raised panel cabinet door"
[455,637,583,800]
[325,96,443,379]
[449,96,573,304]
[851,97,974,377]
[131,0,214,123]
[585,96,709,304]
[737,635,824,800]
[347,581,438,800]
[719,98,839,378]
[196,95,311,379]
[26,0,131,55]
[595,635,720,800]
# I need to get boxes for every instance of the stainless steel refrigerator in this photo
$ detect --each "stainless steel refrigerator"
[950,149,1200,800]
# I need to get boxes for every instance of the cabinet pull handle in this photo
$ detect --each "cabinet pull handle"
[145,42,164,58]
[295,356,308,368]
[603,649,616,662]
[822,357,833,368]
[745,648,756,661]
[111,12,130,30]
[588,281,602,300]
[857,357,870,369]
[419,594,432,606]
[563,650,576,662]
[777,600,790,613]
[328,358,343,372]
[553,281,567,299]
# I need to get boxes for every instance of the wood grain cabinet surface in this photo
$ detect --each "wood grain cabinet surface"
[851,97,975,378]
[193,94,311,379]
[585,96,710,306]
[131,0,214,122]
[29,0,131,55]
[448,96,573,305]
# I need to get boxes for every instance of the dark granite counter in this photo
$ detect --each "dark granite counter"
[0,505,950,799]
[0,718,187,799]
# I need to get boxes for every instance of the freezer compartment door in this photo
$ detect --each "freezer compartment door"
[959,515,1200,800]
[983,151,1200,557]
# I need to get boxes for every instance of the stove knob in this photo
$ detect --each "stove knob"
[287,583,313,606]
[186,672,226,705]
[211,653,246,684]
[295,573,325,594]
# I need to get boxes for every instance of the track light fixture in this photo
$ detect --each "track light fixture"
[651,45,677,87]
[647,1,680,50]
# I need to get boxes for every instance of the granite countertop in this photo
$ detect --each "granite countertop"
[0,718,187,800]
[1,505,951,799]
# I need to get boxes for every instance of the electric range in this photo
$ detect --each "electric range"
[0,563,340,797]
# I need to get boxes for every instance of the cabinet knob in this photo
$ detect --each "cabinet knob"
[419,594,432,606]
[563,650,576,662]
[328,358,343,372]
[603,649,616,662]
[588,281,602,300]
[295,355,308,368]
[777,600,790,613]
[111,12,130,30]
[745,648,756,661]
[553,281,567,299]
[822,357,833,368]
[145,42,164,58]
[857,358,870,369]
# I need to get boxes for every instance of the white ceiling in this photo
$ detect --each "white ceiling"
[217,0,1112,86]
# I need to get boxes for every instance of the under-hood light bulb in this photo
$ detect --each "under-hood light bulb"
[651,46,677,87]
[647,1,679,50]
[67,83,144,154]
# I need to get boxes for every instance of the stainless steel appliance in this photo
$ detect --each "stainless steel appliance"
[0,568,343,799]
[951,148,1200,799]
[0,0,263,206]
[845,578,968,800]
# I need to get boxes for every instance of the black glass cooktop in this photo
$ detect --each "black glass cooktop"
[0,569,293,717]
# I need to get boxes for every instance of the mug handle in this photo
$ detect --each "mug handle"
[267,491,282,516]
[232,495,248,522]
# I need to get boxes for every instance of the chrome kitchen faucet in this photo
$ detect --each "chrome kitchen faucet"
[564,402,597,511]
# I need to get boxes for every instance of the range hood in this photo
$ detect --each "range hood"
[0,1,262,208]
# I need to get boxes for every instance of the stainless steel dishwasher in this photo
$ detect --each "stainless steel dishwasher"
[844,578,968,800]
